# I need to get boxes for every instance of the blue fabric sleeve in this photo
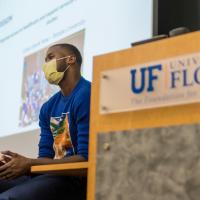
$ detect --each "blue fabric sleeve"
[38,103,54,158]
[74,89,90,160]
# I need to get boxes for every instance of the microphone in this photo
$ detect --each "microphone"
[131,34,168,47]
[169,27,190,37]
[131,27,190,47]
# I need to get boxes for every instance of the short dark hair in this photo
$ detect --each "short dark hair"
[52,43,82,66]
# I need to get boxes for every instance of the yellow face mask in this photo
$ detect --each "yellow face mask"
[42,56,70,85]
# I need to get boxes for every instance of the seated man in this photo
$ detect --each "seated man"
[0,43,91,200]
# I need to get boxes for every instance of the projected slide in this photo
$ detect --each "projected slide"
[0,0,153,136]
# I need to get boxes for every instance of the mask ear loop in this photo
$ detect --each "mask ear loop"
[63,64,71,73]
[56,55,72,61]
[56,56,72,72]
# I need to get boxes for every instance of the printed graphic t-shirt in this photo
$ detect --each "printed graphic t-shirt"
[38,77,91,160]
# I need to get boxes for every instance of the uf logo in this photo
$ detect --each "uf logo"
[130,64,162,94]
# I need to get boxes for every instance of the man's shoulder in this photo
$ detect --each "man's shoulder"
[48,91,61,102]
[81,77,91,87]
[41,91,61,110]
[79,77,91,94]
[75,78,91,101]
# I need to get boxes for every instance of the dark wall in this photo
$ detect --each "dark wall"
[158,0,200,35]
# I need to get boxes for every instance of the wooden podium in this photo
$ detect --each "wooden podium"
[32,31,200,200]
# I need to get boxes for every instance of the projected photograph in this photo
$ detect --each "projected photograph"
[19,30,85,127]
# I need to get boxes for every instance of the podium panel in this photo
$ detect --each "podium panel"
[95,124,200,200]
[88,31,200,200]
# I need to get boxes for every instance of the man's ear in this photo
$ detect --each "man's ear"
[66,56,76,64]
